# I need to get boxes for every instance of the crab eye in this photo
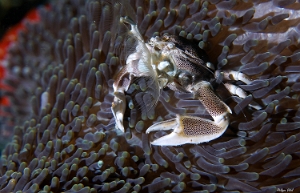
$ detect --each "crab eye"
[162,34,170,41]
[206,62,215,71]
[178,72,193,85]
[167,43,174,49]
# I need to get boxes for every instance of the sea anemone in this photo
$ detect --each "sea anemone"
[1,0,300,192]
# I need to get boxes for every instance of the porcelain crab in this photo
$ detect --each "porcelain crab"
[111,17,252,146]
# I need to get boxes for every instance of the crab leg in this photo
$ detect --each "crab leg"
[111,91,127,132]
[111,66,135,132]
[111,52,152,132]
[224,83,248,99]
[214,70,251,98]
[215,70,261,110]
[146,81,232,146]
[111,16,160,132]
[215,70,252,84]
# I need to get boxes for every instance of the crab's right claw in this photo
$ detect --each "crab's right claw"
[111,91,127,132]
[146,114,229,146]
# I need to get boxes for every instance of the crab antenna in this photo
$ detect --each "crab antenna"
[120,16,135,25]
[120,16,144,43]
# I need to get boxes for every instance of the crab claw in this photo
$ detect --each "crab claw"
[146,114,229,146]
[111,91,127,132]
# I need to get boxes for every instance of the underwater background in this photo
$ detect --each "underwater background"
[0,0,300,192]
[0,0,47,155]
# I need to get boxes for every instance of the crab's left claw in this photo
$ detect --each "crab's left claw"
[146,114,230,146]
[111,91,127,132]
